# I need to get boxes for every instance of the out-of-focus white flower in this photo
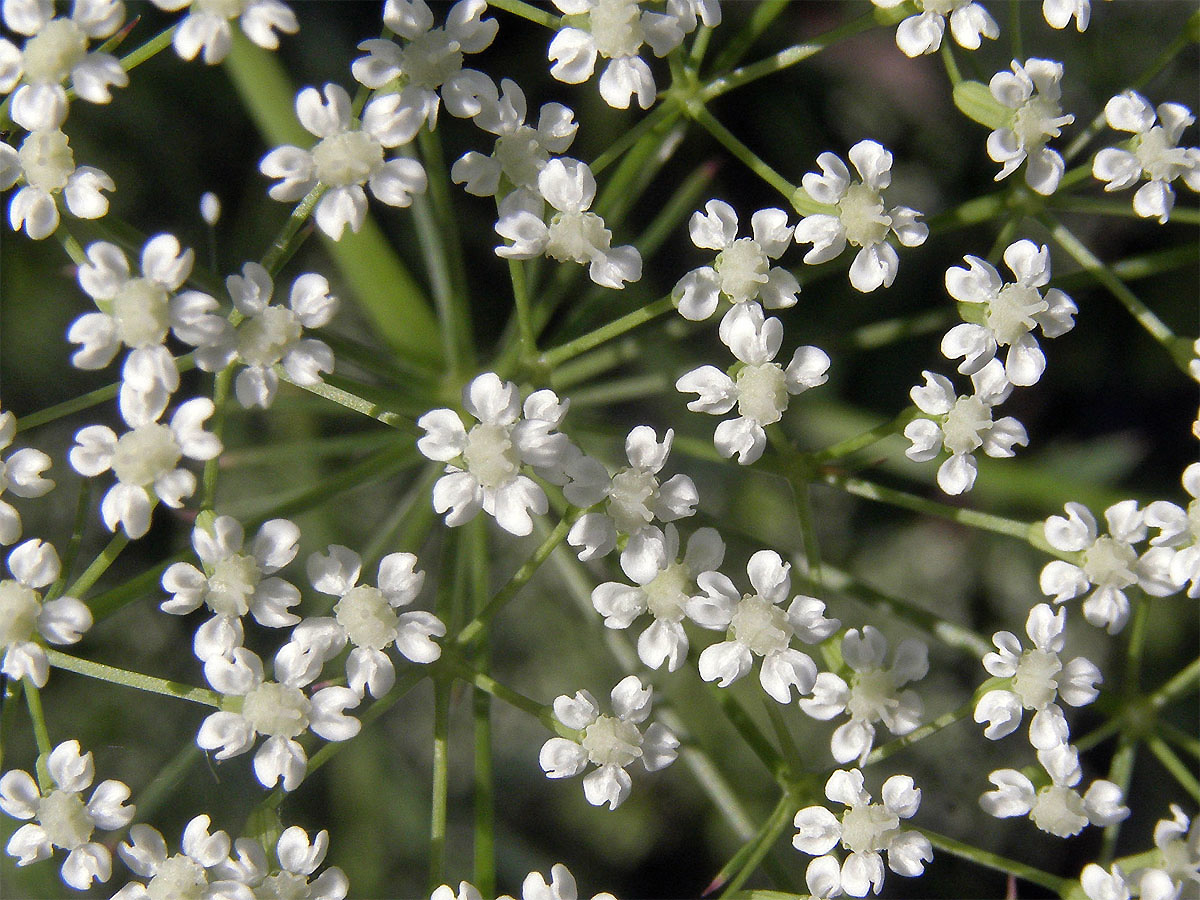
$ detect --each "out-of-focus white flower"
[0,129,113,239]
[539,675,678,809]
[0,740,134,890]
[1042,0,1092,31]
[676,302,829,465]
[986,58,1074,195]
[941,240,1076,387]
[433,862,618,900]
[210,825,349,900]
[795,140,927,292]
[871,0,998,57]
[113,814,246,900]
[150,0,297,64]
[0,410,53,545]
[792,769,933,898]
[1093,91,1200,223]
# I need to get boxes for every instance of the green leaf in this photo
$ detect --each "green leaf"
[953,80,1011,130]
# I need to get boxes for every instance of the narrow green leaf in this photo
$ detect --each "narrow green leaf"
[953,80,1010,130]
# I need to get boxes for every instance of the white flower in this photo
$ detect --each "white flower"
[352,0,498,131]
[0,539,91,686]
[1043,0,1091,31]
[538,675,678,810]
[675,302,830,465]
[417,373,576,536]
[941,240,1076,387]
[433,862,617,900]
[210,826,349,900]
[150,0,297,64]
[688,549,838,703]
[194,262,338,408]
[794,140,928,292]
[792,769,932,898]
[1093,90,1200,223]
[564,425,698,562]
[113,814,246,900]
[68,234,224,395]
[494,158,642,289]
[980,743,1129,837]
[292,544,444,698]
[0,739,134,890]
[0,129,113,239]
[1142,804,1200,898]
[590,524,724,671]
[672,199,799,322]
[973,604,1101,750]
[0,0,128,131]
[69,395,222,539]
[903,359,1028,495]
[0,410,54,545]
[800,626,928,765]
[1143,462,1200,597]
[260,83,429,240]
[546,0,688,109]
[161,515,303,661]
[1038,500,1164,633]
[872,0,998,57]
[451,78,577,198]
[987,58,1075,195]
[197,644,360,791]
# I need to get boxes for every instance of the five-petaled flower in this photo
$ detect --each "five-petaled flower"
[871,0,998,58]
[0,410,54,546]
[149,0,298,64]
[0,128,114,239]
[986,58,1074,195]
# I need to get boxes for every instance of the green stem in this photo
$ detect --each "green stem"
[1041,213,1192,373]
[486,0,560,28]
[689,106,799,205]
[117,23,177,73]
[863,697,977,768]
[1098,734,1138,865]
[45,648,221,707]
[259,187,324,276]
[429,679,451,894]
[1148,657,1200,710]
[808,410,915,463]
[713,689,784,780]
[277,372,408,427]
[540,297,675,369]
[65,532,129,600]
[919,828,1071,894]
[940,38,962,86]
[442,654,567,737]
[1156,719,1200,759]
[200,366,233,511]
[1049,197,1200,225]
[718,793,797,897]
[509,257,537,362]
[24,683,53,764]
[49,479,92,603]
[1147,735,1200,802]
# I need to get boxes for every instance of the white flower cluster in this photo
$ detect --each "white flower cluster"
[433,862,616,900]
[0,410,53,545]
[150,0,298,64]
[1079,804,1200,900]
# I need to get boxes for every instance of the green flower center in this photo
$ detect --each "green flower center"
[312,130,383,188]
[18,130,74,192]
[241,681,311,739]
[111,424,182,487]
[21,19,88,84]
[581,714,642,767]
[0,579,42,648]
[729,593,791,657]
[735,363,787,426]
[838,181,891,248]
[37,789,94,850]
[335,585,399,651]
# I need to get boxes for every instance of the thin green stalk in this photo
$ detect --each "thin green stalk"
[130,742,202,827]
[429,679,451,894]
[65,532,129,600]
[1007,0,1022,59]
[49,479,92,603]
[452,512,577,650]
[1147,736,1200,802]
[919,828,1071,894]
[690,106,799,205]
[441,654,566,737]
[24,683,53,764]
[822,474,1050,551]
[46,649,221,707]
[940,39,962,86]
[763,701,800,781]
[509,258,537,362]
[713,689,784,780]
[1156,719,1200,759]
[719,793,797,897]
[485,0,560,28]
[117,23,178,72]
[200,366,233,511]
[590,102,680,175]
[1049,198,1200,226]
[708,0,790,74]
[1148,657,1200,710]
[540,297,675,369]
[863,697,978,768]
[566,373,671,408]
[260,189,323,276]
[1052,243,1200,289]
[277,372,408,428]
[470,518,495,898]
[1041,213,1193,373]
[1098,734,1138,865]
[808,410,915,463]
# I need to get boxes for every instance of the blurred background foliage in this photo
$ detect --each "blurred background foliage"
[1,1,1197,898]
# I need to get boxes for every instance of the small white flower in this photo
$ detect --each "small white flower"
[688,549,838,703]
[1143,804,1200,897]
[987,58,1075,195]
[68,234,224,395]
[0,129,114,239]
[452,78,577,198]
[113,814,243,900]
[197,644,360,791]
[903,359,1028,495]
[800,626,928,765]
[0,410,54,545]
[675,302,830,465]
[352,0,499,131]
[150,0,297,64]
[590,524,724,671]
[1042,0,1091,31]
[872,0,998,57]
[792,769,932,898]
[564,425,697,562]
[539,675,678,810]
[0,0,128,131]
[980,743,1129,837]
[69,394,222,539]
[1038,499,1165,633]
[494,158,642,289]
[1079,862,1130,900]
[1142,463,1200,598]
[672,199,799,322]
[941,240,1076,387]
[417,373,576,536]
[161,515,303,661]
[0,539,91,687]
[794,140,928,292]
[293,544,444,698]
[1093,90,1200,223]
[433,862,617,900]
[973,604,1101,750]
[0,740,134,890]
[210,826,349,899]
[260,83,429,240]
[546,0,688,109]
[195,262,338,408]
